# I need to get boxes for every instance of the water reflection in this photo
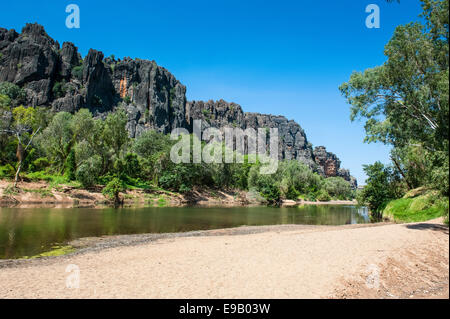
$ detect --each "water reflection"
[0,205,369,259]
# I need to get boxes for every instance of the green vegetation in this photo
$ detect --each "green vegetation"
[0,81,354,205]
[341,0,449,222]
[52,80,67,99]
[22,245,75,259]
[102,177,125,204]
[383,189,449,223]
[123,95,131,104]
[71,65,84,80]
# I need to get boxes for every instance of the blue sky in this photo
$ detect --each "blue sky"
[1,0,424,184]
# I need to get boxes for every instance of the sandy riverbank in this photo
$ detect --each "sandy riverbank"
[0,180,356,208]
[0,219,447,299]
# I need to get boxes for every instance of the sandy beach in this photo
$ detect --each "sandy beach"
[0,219,448,299]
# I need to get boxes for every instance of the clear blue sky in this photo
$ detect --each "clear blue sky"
[1,0,424,184]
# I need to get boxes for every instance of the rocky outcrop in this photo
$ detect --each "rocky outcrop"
[313,146,357,188]
[0,23,357,187]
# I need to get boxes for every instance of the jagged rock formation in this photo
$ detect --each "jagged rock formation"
[187,100,316,167]
[313,146,357,188]
[0,23,357,187]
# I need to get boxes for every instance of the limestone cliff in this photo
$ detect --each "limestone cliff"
[0,23,357,187]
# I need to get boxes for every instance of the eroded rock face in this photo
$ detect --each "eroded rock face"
[0,23,357,186]
[313,146,357,188]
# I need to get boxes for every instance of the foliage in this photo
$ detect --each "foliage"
[340,0,449,215]
[359,162,398,220]
[0,82,26,107]
[52,80,67,99]
[65,149,76,181]
[36,112,73,171]
[321,177,352,200]
[0,164,15,178]
[76,155,102,188]
[71,65,84,81]
[340,0,448,152]
[317,189,331,202]
[102,177,125,201]
[102,108,129,158]
[383,190,449,222]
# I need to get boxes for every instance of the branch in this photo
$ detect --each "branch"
[24,127,41,151]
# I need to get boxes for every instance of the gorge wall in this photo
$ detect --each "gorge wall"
[0,23,356,187]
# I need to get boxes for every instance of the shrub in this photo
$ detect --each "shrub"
[259,183,281,204]
[52,80,67,99]
[64,150,76,181]
[317,189,331,202]
[322,177,352,200]
[71,65,84,81]
[123,95,131,104]
[0,164,15,178]
[102,177,125,203]
[0,82,26,106]
[123,153,141,178]
[29,157,50,172]
[76,156,101,188]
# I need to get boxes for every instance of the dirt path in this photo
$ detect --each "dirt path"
[0,219,447,299]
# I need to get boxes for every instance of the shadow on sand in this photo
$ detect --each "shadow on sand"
[405,222,449,234]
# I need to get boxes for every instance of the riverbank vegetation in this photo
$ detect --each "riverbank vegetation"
[342,0,449,222]
[1,84,353,205]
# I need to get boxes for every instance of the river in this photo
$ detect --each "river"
[0,205,369,259]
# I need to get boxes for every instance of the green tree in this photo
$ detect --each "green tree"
[102,108,129,158]
[102,177,125,205]
[340,0,449,199]
[340,0,448,152]
[321,177,352,200]
[4,106,41,187]
[133,130,173,182]
[36,112,73,172]
[360,162,397,221]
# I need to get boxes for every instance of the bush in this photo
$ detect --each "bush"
[24,171,67,184]
[123,153,141,178]
[317,189,331,202]
[71,65,84,81]
[76,156,101,188]
[28,157,50,172]
[321,177,352,200]
[64,150,76,181]
[52,80,67,99]
[0,164,15,178]
[102,177,125,202]
[0,82,26,106]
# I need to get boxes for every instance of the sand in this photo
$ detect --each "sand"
[0,219,448,299]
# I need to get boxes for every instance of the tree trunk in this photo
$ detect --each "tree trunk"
[391,156,413,190]
[14,160,22,188]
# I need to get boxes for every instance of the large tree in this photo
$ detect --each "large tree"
[340,0,449,194]
[340,0,448,150]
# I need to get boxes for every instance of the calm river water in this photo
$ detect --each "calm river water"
[0,205,369,259]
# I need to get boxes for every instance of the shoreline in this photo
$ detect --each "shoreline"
[0,222,387,268]
[0,180,357,208]
[0,219,447,298]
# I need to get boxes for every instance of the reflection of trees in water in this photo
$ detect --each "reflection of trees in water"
[0,206,369,258]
